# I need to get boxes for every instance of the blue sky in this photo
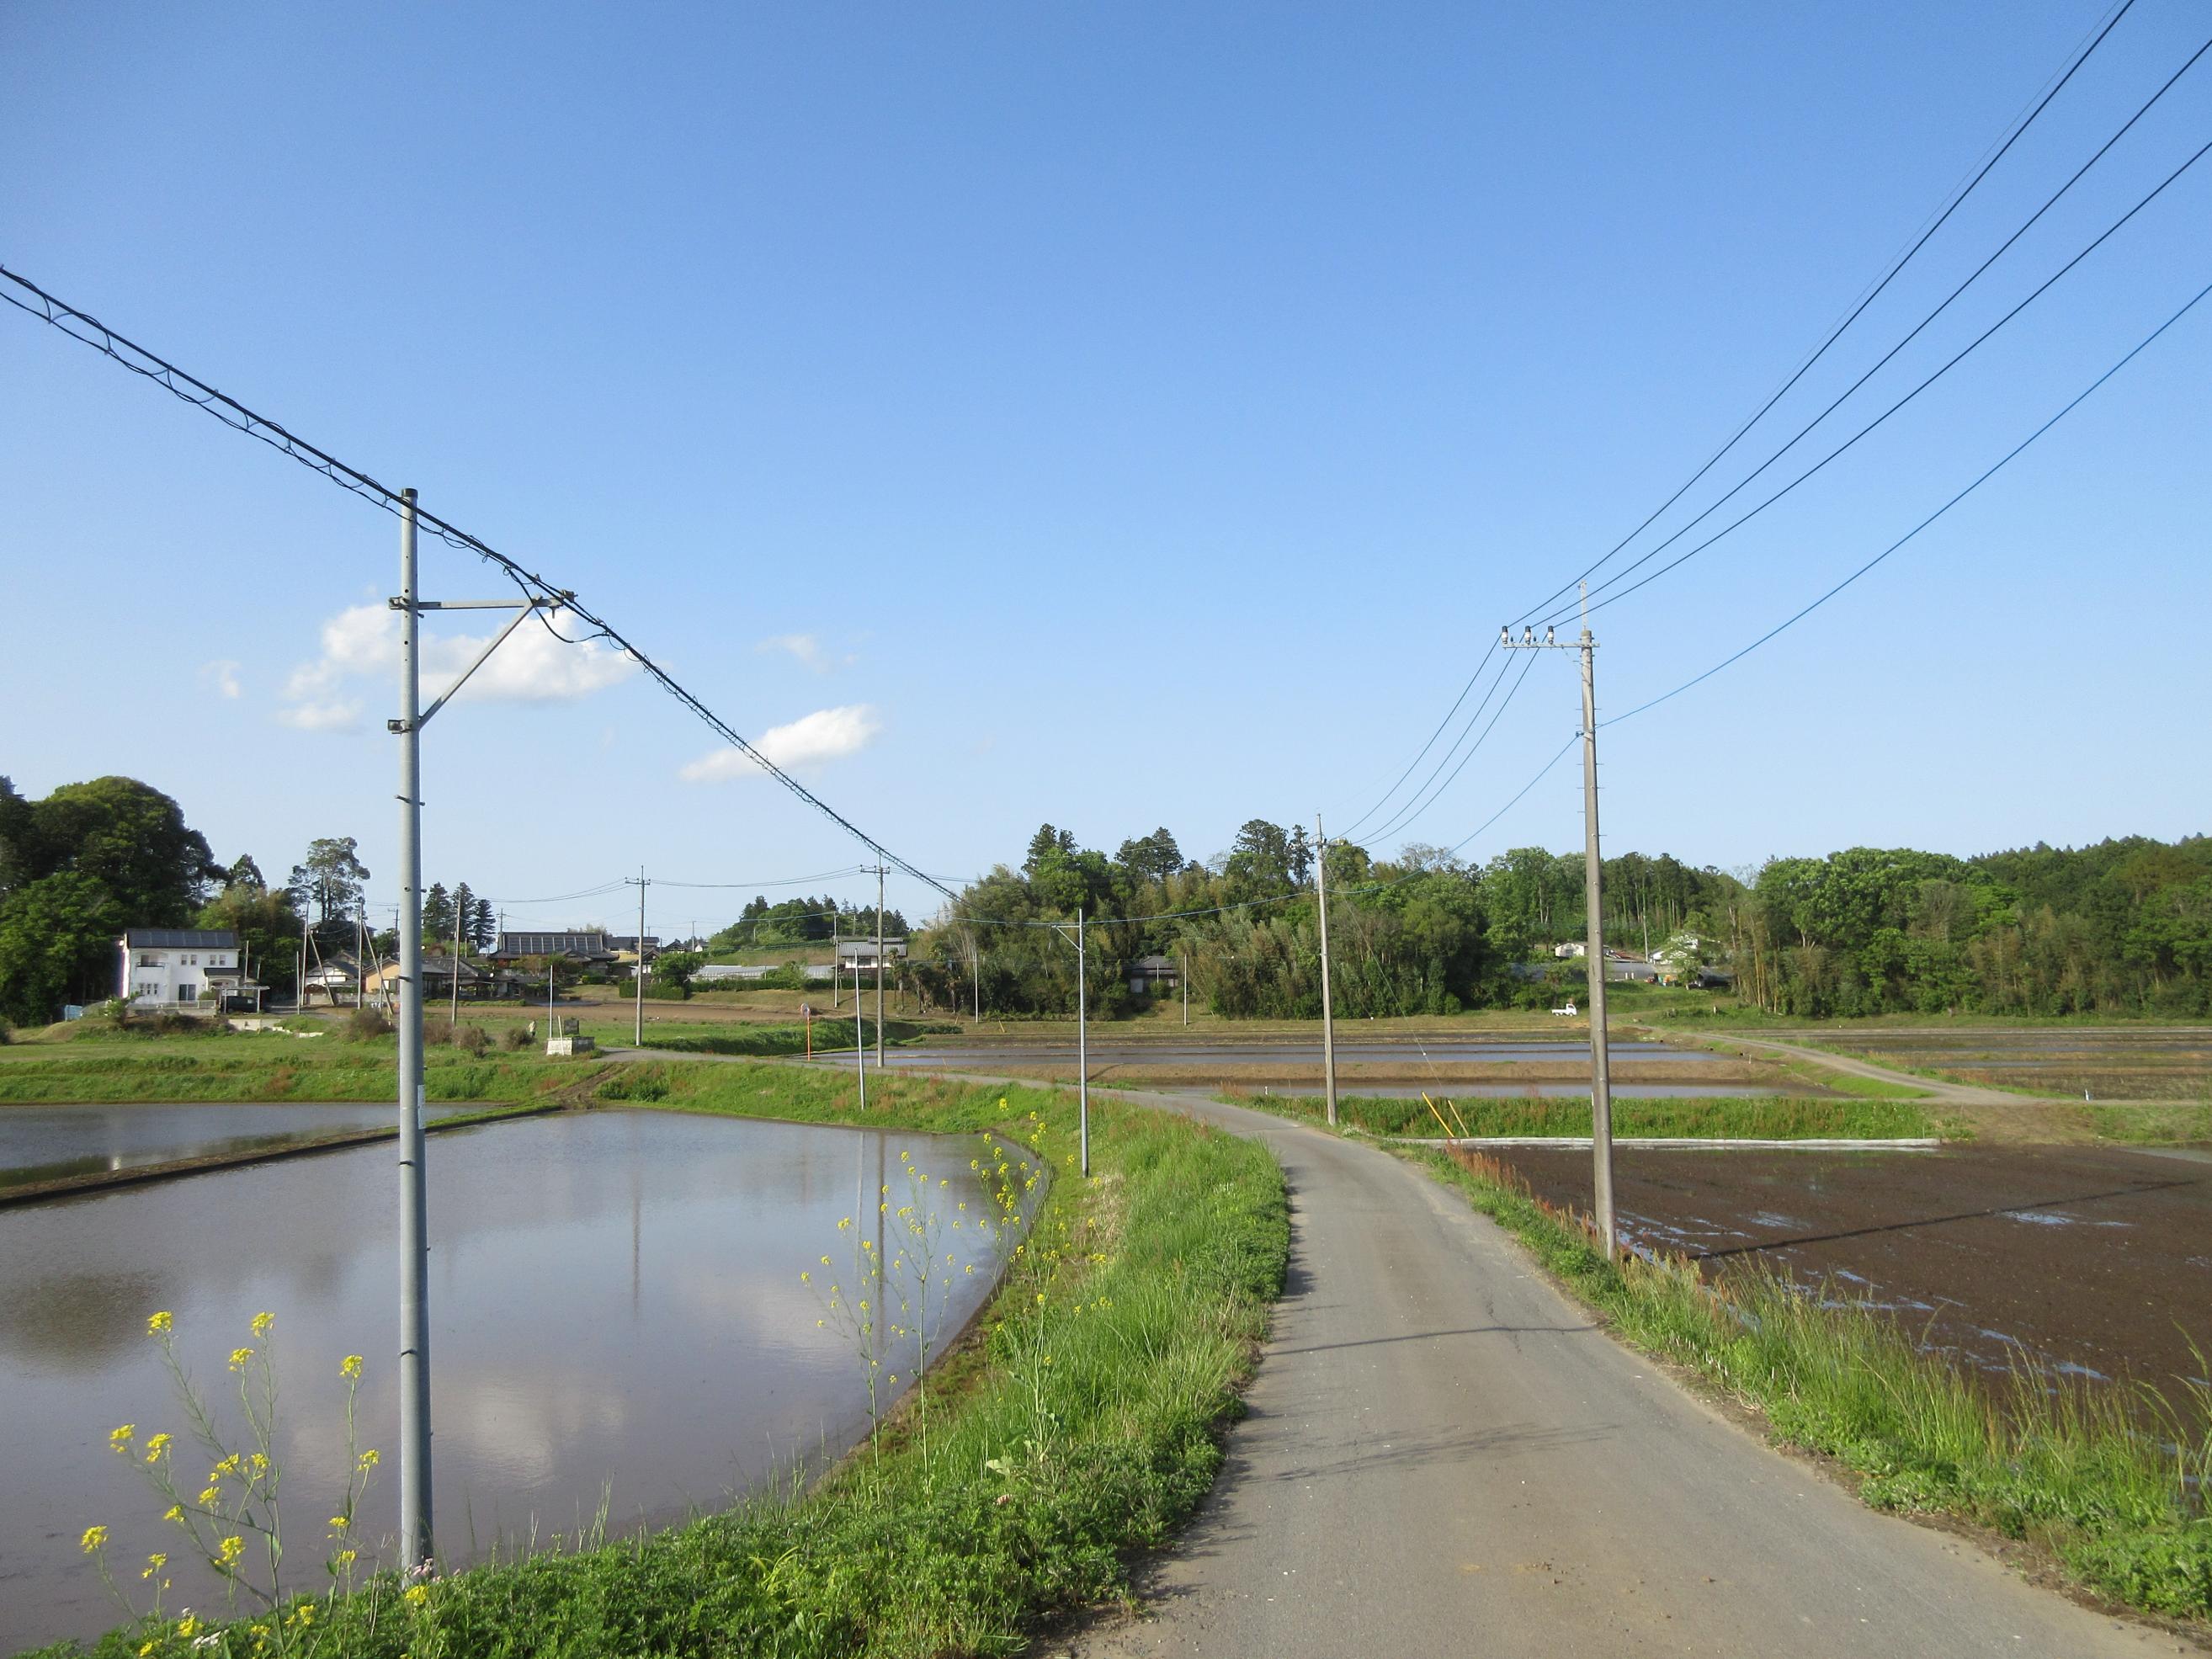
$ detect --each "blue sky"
[4,1,2207,933]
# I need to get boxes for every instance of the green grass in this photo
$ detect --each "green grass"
[1416,1146,2210,1621]
[33,1065,1289,1659]
[2082,1099,2212,1145]
[0,1045,581,1105]
[1231,1092,1939,1140]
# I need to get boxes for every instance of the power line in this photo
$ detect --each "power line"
[1534,131,2212,630]
[1603,272,2212,730]
[1364,647,1545,846]
[1535,44,2211,628]
[1511,0,2144,625]
[1338,638,1500,837]
[0,265,954,900]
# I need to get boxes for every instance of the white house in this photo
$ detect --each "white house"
[119,928,242,1009]
[1551,941,1587,959]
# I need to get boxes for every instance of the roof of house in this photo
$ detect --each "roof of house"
[1133,954,1178,971]
[122,929,239,949]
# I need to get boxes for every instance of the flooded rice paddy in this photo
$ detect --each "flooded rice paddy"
[0,1108,1005,1651]
[0,1102,472,1190]
[1801,1026,2212,1101]
[1482,1142,2211,1401]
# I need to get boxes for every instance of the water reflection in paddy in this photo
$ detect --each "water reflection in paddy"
[0,1109,1005,1651]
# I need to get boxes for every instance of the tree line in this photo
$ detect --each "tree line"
[0,775,499,1024]
[910,820,2211,1022]
[1736,837,2212,1017]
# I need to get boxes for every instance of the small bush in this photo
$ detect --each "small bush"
[343,1006,393,1041]
[502,1024,534,1050]
[456,1023,491,1055]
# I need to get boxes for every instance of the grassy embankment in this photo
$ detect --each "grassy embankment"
[1231,1091,1939,1140]
[1412,1146,2209,1621]
[33,1062,1289,1659]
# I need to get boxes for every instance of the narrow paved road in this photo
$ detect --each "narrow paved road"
[1069,1090,2174,1659]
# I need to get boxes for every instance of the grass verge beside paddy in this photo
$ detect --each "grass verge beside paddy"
[1417,1146,2210,1623]
[1229,1091,1940,1140]
[30,1063,1289,1659]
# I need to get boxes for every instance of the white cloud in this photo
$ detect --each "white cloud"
[277,699,363,732]
[279,603,638,728]
[681,705,880,783]
[757,633,829,672]
[200,659,242,699]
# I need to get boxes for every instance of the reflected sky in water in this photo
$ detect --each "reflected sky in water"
[0,1109,1002,1651]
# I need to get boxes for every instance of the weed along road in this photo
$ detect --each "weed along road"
[1067,1090,2167,1659]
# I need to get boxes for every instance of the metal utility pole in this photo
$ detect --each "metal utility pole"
[449,895,463,1029]
[391,490,432,1571]
[626,869,648,1047]
[1502,585,1616,1256]
[1182,951,1189,1027]
[1077,906,1089,1178]
[853,963,866,1111]
[385,488,551,1571]
[969,930,981,1022]
[1315,813,1338,1129]
[874,865,886,1067]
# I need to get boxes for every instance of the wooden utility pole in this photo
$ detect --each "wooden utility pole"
[1315,813,1337,1128]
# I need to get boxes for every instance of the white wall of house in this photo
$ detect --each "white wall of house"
[120,944,236,1008]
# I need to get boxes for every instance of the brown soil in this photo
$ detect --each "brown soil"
[1484,1141,2212,1407]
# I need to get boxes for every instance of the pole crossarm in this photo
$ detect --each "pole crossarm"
[393,597,548,731]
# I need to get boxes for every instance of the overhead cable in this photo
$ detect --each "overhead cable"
[1604,273,2212,729]
[1511,0,2144,625]
[1530,133,2212,630]
[0,265,953,899]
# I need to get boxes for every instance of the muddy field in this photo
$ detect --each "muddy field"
[1481,1142,2212,1406]
[1804,1025,2212,1102]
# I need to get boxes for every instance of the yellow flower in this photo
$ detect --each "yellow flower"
[250,1311,274,1338]
[820,1255,831,1266]
[199,1486,221,1507]
[109,1423,136,1451]
[340,1353,364,1381]
[141,1553,167,1579]
[358,1449,380,1471]
[329,1516,348,1531]
[144,1432,173,1462]
[403,1583,431,1608]
[800,1270,811,1284]
[334,1548,358,1567]
[162,1505,183,1523]
[139,1644,155,1657]
[228,1346,254,1371]
[81,1525,109,1555]
[147,1311,173,1336]
[176,1615,201,1639]
[218,1534,245,1567]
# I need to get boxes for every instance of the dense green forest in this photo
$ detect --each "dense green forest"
[912,822,2212,1021]
[1740,837,2212,1017]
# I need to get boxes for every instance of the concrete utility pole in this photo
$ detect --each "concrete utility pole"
[1077,906,1089,1178]
[1502,584,1616,1255]
[874,865,886,1067]
[391,491,432,1571]
[854,962,866,1111]
[1315,812,1338,1129]
[1182,951,1189,1026]
[386,487,552,1570]
[627,869,648,1047]
[450,895,463,1029]
[968,928,981,1022]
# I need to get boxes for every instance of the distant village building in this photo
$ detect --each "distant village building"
[364,954,519,1002]
[1130,954,1180,995]
[300,953,360,1007]
[493,930,616,965]
[834,938,907,972]
[608,934,661,960]
[1552,941,1587,959]
[119,928,262,1011]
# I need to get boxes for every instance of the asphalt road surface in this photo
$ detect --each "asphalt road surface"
[1066,1091,2174,1659]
